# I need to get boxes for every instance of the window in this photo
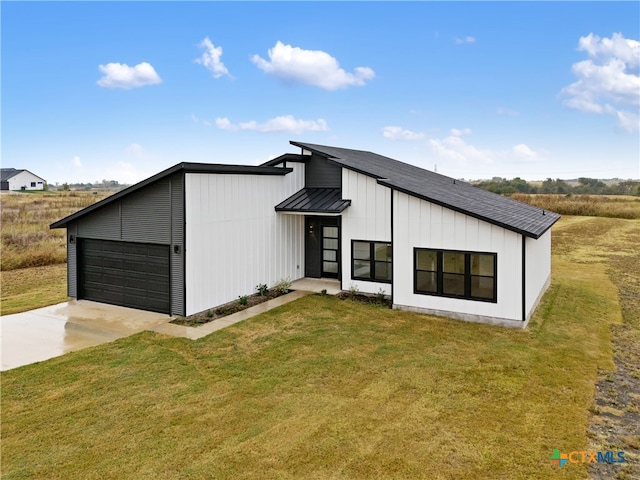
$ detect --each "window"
[415,248,496,302]
[352,240,392,283]
[30,182,36,187]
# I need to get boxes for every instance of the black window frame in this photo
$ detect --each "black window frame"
[414,248,497,303]
[351,240,392,284]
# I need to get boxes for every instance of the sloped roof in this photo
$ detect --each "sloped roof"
[1,168,23,181]
[291,141,560,238]
[51,162,292,229]
[275,188,351,214]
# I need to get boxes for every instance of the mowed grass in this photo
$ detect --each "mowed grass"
[0,264,67,315]
[2,218,636,479]
[0,190,111,271]
[511,193,640,219]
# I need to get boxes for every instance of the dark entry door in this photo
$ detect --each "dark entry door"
[79,238,171,314]
[304,216,340,279]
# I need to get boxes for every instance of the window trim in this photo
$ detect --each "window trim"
[351,239,392,284]
[414,248,497,303]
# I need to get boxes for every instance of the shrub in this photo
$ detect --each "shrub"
[375,288,387,303]
[256,283,269,296]
[272,278,292,294]
[348,284,360,299]
[319,289,327,296]
[238,295,248,306]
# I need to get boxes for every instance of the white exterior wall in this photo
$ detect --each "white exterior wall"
[185,164,304,315]
[392,190,526,327]
[341,169,392,295]
[525,229,551,319]
[9,171,45,190]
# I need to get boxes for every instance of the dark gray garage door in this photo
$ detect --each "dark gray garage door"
[79,239,170,314]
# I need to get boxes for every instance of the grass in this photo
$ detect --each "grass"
[0,264,67,315]
[3,217,637,479]
[511,193,640,219]
[0,191,111,271]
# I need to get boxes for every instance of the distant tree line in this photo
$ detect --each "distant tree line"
[473,177,640,196]
[56,180,128,192]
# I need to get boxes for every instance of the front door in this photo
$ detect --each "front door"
[304,216,340,279]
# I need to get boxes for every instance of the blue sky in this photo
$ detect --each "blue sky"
[2,1,639,185]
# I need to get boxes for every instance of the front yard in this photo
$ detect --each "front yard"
[1,216,638,479]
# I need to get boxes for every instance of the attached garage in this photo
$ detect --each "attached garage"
[79,239,171,314]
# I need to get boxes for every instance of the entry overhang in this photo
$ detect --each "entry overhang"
[275,188,351,214]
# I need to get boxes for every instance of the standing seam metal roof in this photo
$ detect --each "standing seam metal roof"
[291,141,560,238]
[275,188,351,213]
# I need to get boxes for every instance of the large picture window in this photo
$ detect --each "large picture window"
[352,240,392,283]
[415,248,496,302]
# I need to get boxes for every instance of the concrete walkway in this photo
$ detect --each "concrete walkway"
[149,290,311,340]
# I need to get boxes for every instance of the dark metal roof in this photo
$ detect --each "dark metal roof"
[51,162,292,229]
[261,153,308,167]
[0,168,43,181]
[291,141,560,238]
[275,188,351,214]
[0,169,21,181]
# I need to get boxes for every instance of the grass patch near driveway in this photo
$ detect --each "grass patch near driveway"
[0,264,67,315]
[1,236,623,479]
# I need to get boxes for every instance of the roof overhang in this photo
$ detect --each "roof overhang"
[275,188,351,214]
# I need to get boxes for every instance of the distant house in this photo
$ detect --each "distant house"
[0,169,46,191]
[51,141,560,328]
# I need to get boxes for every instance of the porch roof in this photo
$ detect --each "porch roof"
[275,188,351,214]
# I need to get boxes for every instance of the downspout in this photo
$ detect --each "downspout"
[522,234,526,322]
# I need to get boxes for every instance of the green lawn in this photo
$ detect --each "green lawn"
[1,217,637,479]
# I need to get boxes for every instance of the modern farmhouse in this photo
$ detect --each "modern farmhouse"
[51,141,560,328]
[1,168,46,191]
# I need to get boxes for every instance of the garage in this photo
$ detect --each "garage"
[79,238,171,314]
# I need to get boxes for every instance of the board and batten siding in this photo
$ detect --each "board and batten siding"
[525,229,551,320]
[340,169,392,295]
[392,190,525,327]
[184,171,304,316]
[68,174,185,315]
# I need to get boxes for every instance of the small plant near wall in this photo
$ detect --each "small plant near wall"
[256,283,269,296]
[238,295,248,306]
[273,278,292,294]
[375,288,387,304]
[348,283,360,299]
[319,289,327,296]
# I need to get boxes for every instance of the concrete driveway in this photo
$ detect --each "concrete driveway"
[1,300,171,371]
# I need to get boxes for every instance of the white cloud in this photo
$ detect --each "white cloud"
[72,156,82,168]
[496,107,520,116]
[251,41,375,90]
[382,126,425,141]
[97,62,162,89]
[426,129,540,167]
[191,114,212,127]
[512,144,538,161]
[560,32,640,133]
[194,37,230,78]
[125,143,144,157]
[215,115,329,134]
[454,36,476,45]
[450,128,472,137]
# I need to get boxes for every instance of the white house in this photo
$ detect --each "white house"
[0,169,46,191]
[51,141,560,328]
